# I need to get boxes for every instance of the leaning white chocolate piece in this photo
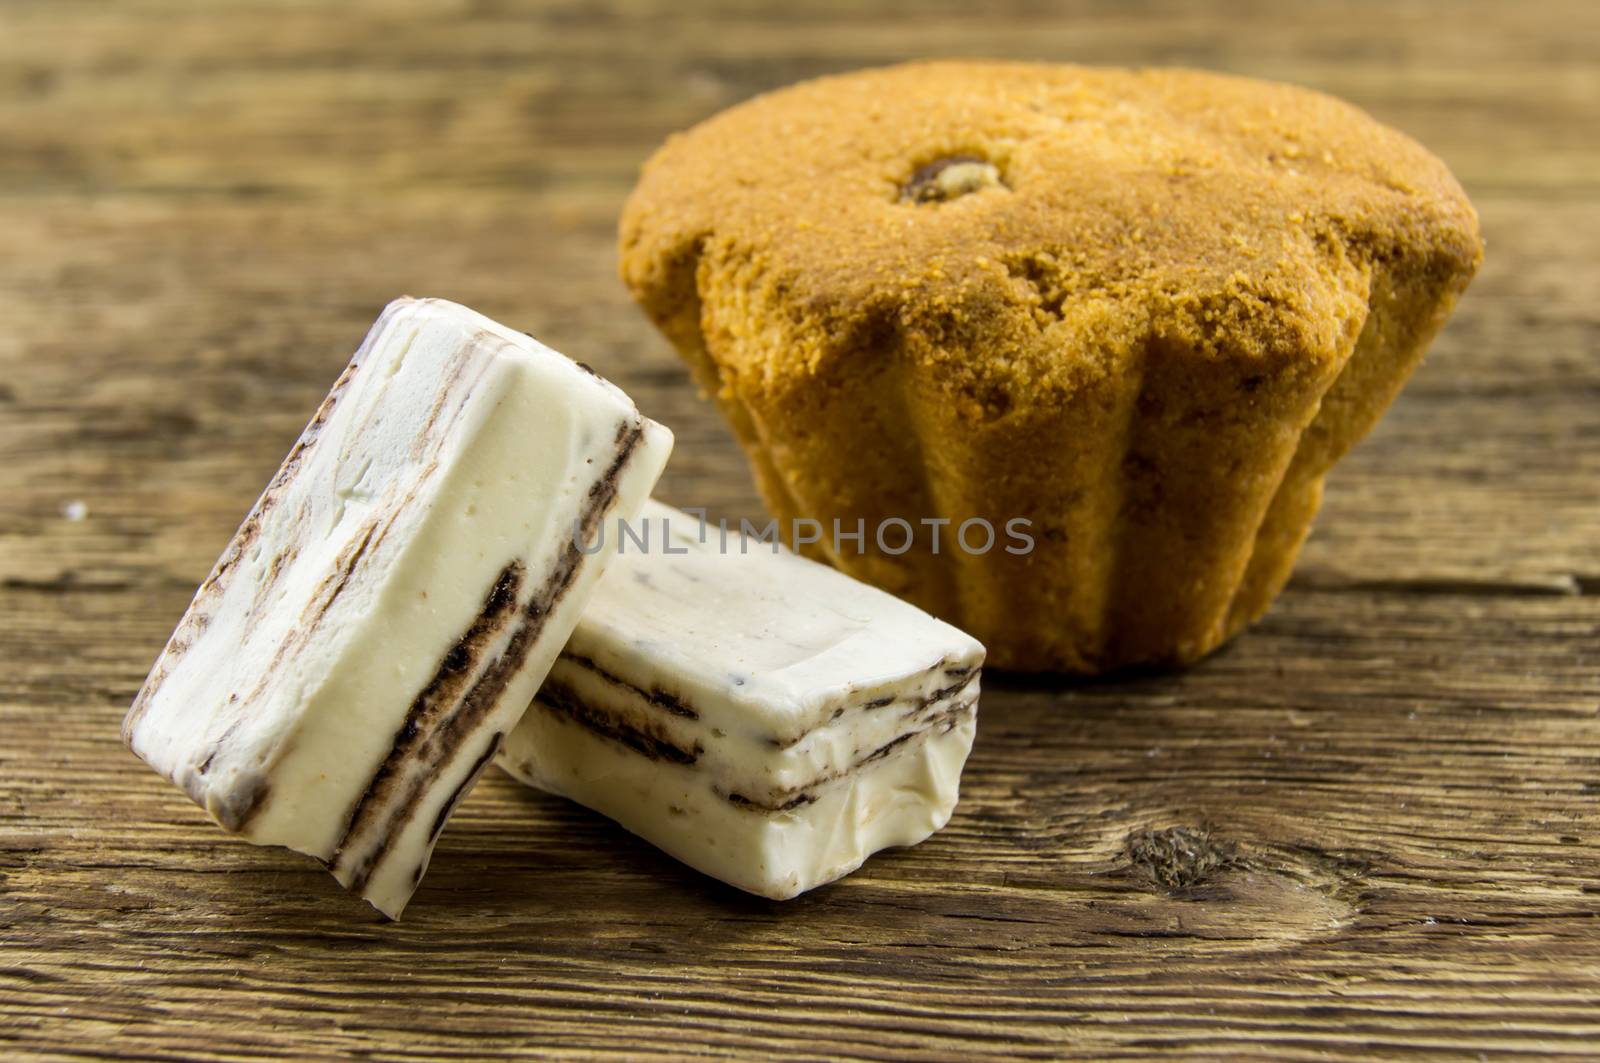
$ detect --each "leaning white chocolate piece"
[498,501,983,899]
[123,297,672,918]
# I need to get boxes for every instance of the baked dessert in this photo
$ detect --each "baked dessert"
[619,61,1482,672]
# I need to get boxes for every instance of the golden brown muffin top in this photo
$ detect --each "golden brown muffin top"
[621,61,1481,417]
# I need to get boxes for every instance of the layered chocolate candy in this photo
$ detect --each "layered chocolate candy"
[499,501,983,899]
[123,298,671,917]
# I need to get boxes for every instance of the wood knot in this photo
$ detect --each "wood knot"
[1125,825,1237,893]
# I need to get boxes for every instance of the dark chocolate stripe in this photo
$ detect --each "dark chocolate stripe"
[553,654,977,756]
[335,421,646,895]
[775,665,979,749]
[535,681,701,766]
[561,652,699,719]
[725,697,979,814]
[331,561,525,884]
[927,674,976,702]
[427,731,505,846]
[725,790,816,814]
[861,730,917,765]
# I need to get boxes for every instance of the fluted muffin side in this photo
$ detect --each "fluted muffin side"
[620,62,1482,672]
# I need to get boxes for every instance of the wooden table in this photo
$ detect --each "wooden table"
[3,2,1596,1058]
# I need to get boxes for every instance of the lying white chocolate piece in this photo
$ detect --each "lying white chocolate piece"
[498,501,983,899]
[124,297,671,917]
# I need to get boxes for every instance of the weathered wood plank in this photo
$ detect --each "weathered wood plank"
[4,589,1598,1059]
[2,0,1597,1058]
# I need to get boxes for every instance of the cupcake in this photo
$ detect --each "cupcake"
[619,61,1481,672]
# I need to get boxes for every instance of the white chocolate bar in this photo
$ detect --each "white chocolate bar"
[123,297,671,917]
[498,501,983,899]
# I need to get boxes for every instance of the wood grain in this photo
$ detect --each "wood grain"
[2,1,1597,1059]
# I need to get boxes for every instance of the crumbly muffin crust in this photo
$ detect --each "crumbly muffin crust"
[621,61,1482,672]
